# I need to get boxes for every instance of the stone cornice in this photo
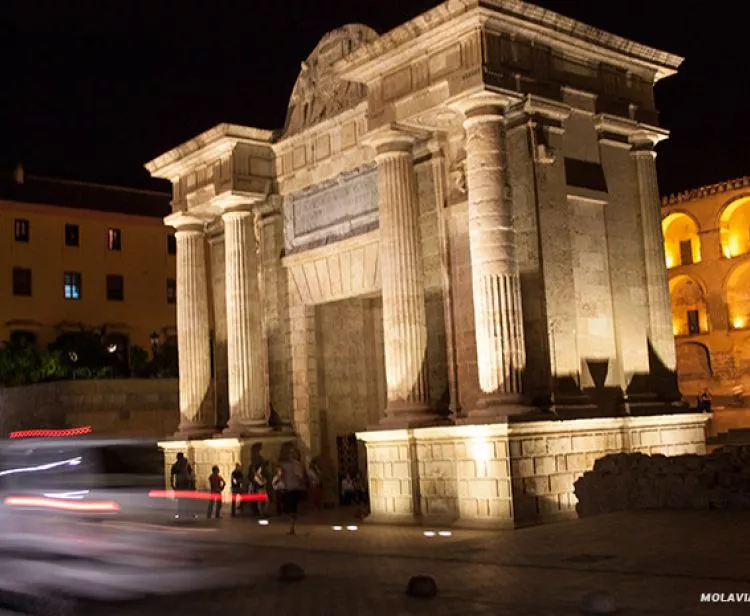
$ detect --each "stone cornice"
[336,0,682,84]
[145,123,276,181]
[661,176,750,207]
[592,114,669,150]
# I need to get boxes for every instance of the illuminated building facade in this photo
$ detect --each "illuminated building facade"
[0,167,176,353]
[662,178,750,418]
[148,0,707,526]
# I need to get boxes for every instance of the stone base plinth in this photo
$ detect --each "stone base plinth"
[356,413,708,529]
[159,432,297,503]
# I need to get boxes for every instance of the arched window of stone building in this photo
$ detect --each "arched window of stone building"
[670,275,709,336]
[719,196,750,259]
[662,213,702,268]
[725,260,750,330]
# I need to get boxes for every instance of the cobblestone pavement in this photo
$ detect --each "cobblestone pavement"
[85,510,749,616]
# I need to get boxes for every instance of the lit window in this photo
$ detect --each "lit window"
[106,274,124,301]
[64,272,82,300]
[12,267,32,296]
[14,219,29,243]
[107,228,122,251]
[167,234,176,255]
[166,278,176,304]
[65,224,80,247]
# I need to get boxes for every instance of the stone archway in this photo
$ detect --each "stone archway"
[719,196,750,259]
[669,275,708,336]
[284,232,385,505]
[662,212,701,268]
[725,260,750,330]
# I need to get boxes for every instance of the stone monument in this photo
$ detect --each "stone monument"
[146,2,708,524]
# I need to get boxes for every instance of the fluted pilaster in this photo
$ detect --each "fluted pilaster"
[171,216,214,436]
[374,133,436,425]
[632,140,678,375]
[463,105,530,414]
[223,208,269,434]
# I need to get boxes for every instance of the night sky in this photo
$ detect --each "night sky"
[3,1,746,196]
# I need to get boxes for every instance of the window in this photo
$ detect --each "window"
[166,278,176,304]
[64,272,82,300]
[65,224,80,247]
[12,267,32,296]
[106,274,124,301]
[167,234,176,255]
[687,309,700,335]
[14,219,29,242]
[679,240,694,266]
[107,228,122,251]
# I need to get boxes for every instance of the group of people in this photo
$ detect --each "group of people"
[169,449,323,535]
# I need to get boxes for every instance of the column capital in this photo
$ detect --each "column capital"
[451,92,519,125]
[220,204,255,221]
[363,125,425,158]
[629,127,670,155]
[164,211,205,233]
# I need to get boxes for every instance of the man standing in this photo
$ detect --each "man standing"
[230,463,244,517]
[170,452,194,519]
[207,466,226,519]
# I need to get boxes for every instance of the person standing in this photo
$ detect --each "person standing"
[170,452,194,519]
[207,466,226,519]
[279,449,306,535]
[230,463,244,517]
[254,461,269,518]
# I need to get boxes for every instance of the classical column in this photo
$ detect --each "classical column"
[221,206,269,434]
[372,131,437,425]
[166,213,214,437]
[462,101,531,415]
[631,131,679,385]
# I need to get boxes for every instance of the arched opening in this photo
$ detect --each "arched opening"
[662,213,701,268]
[726,261,750,330]
[676,342,712,380]
[719,196,750,259]
[670,275,709,336]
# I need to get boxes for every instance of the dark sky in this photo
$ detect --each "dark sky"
[2,1,746,196]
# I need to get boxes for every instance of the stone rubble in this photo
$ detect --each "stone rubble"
[574,445,750,516]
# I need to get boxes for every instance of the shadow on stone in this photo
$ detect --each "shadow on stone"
[277,562,305,583]
[406,575,438,599]
[580,591,618,615]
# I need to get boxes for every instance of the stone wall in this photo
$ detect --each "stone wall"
[357,413,708,528]
[574,445,750,515]
[0,379,178,438]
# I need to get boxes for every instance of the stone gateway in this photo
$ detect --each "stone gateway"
[146,1,707,527]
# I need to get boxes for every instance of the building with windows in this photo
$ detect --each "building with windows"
[662,177,750,416]
[0,166,177,353]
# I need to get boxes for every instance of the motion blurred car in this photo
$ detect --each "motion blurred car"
[0,430,241,614]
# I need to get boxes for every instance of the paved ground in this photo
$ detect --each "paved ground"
[81,508,750,616]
